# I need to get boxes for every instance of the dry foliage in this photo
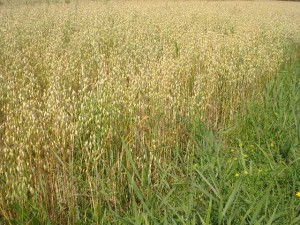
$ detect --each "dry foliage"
[0,1,299,222]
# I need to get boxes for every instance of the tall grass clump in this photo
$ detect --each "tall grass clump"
[0,1,300,224]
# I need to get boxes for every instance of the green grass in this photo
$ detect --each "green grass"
[2,46,300,225]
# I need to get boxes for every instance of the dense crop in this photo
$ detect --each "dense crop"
[0,1,300,224]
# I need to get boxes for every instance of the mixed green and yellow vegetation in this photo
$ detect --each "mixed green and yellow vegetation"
[0,1,300,224]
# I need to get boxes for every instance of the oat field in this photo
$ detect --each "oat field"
[0,1,300,224]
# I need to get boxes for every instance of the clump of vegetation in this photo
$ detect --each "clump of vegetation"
[0,1,299,224]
